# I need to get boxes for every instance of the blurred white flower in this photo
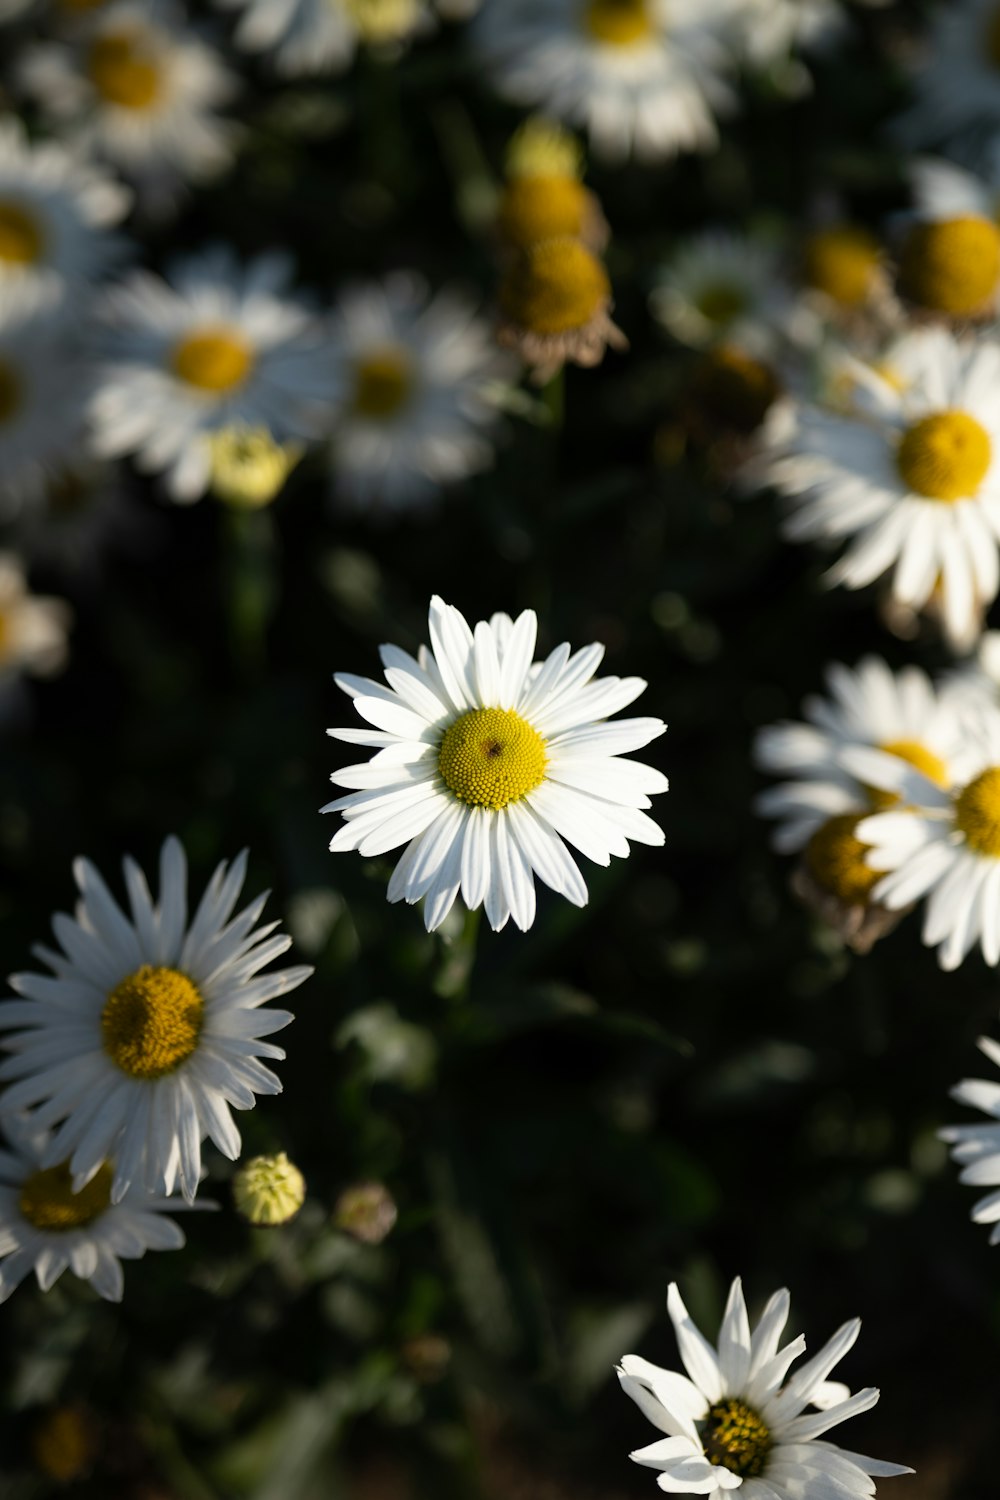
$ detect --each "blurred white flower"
[0,551,72,698]
[217,0,433,75]
[651,231,790,352]
[941,1034,1000,1244]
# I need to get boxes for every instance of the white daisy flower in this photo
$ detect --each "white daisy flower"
[940,1034,1000,1243]
[0,116,129,315]
[765,326,1000,650]
[618,1277,911,1498]
[0,1114,192,1304]
[325,595,668,933]
[0,837,312,1202]
[650,231,790,352]
[325,274,511,515]
[217,0,432,75]
[89,246,334,502]
[0,550,71,697]
[854,704,1000,970]
[721,0,853,72]
[910,139,1000,224]
[470,0,737,163]
[940,630,1000,712]
[892,0,1000,150]
[18,2,239,208]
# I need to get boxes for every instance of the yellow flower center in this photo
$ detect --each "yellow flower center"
[703,1400,772,1479]
[865,738,950,810]
[497,177,591,251]
[694,283,749,325]
[955,766,1000,856]
[688,344,781,436]
[87,33,162,110]
[898,216,1000,317]
[0,358,21,425]
[353,347,414,419]
[804,813,884,906]
[499,237,610,336]
[101,964,204,1080]
[896,411,991,502]
[438,707,548,810]
[584,0,655,46]
[0,200,45,267]
[803,227,880,308]
[18,1162,114,1232]
[171,328,255,395]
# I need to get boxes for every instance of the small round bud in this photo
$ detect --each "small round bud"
[232,1153,306,1227]
[333,1180,398,1245]
[208,426,302,510]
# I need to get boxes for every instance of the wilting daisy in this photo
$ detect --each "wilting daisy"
[325,595,668,932]
[854,704,1000,970]
[217,0,432,74]
[325,274,511,514]
[89,247,333,502]
[0,551,71,708]
[766,326,1000,649]
[755,655,966,950]
[0,837,311,1202]
[618,1277,911,1497]
[497,236,627,380]
[891,0,1000,150]
[495,117,609,256]
[471,0,736,163]
[650,231,788,351]
[0,117,130,314]
[0,1114,191,1303]
[18,2,239,208]
[940,1035,1000,1243]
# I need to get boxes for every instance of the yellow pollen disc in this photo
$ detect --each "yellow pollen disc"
[0,358,21,425]
[898,216,1000,316]
[353,347,414,419]
[0,200,45,267]
[803,227,880,308]
[87,33,162,110]
[497,177,591,252]
[171,328,255,394]
[703,1399,772,1479]
[896,410,991,502]
[695,283,749,325]
[499,237,610,336]
[865,738,950,811]
[804,813,884,906]
[438,707,547,811]
[689,344,781,436]
[584,0,655,46]
[101,964,203,1080]
[955,766,1000,856]
[18,1161,114,1232]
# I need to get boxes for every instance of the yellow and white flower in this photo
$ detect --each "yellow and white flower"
[0,837,312,1202]
[325,595,668,932]
[0,551,71,695]
[941,1034,1000,1244]
[471,0,736,163]
[766,327,1000,649]
[618,1277,911,1497]
[650,231,789,351]
[0,1115,192,1303]
[325,274,511,514]
[90,246,333,502]
[217,0,433,75]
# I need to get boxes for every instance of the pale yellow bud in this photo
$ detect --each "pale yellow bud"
[208,426,303,510]
[233,1153,306,1227]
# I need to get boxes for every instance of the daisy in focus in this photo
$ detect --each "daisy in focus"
[0,837,312,1202]
[325,274,511,514]
[471,0,736,164]
[0,116,130,314]
[217,0,433,76]
[755,655,967,951]
[0,1114,191,1304]
[853,704,1000,970]
[765,326,1000,650]
[325,595,668,933]
[650,231,788,352]
[940,1034,1000,1244]
[18,1,239,208]
[0,550,72,708]
[618,1277,911,1498]
[89,247,333,502]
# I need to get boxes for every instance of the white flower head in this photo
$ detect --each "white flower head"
[854,703,1000,970]
[722,0,849,71]
[941,1034,1000,1243]
[325,595,668,933]
[216,0,433,74]
[90,246,334,502]
[18,1,239,206]
[325,274,511,515]
[0,837,312,1203]
[470,0,737,163]
[766,326,1000,650]
[0,550,72,692]
[909,138,1000,225]
[0,1114,193,1304]
[0,115,130,315]
[618,1277,912,1497]
[650,231,791,352]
